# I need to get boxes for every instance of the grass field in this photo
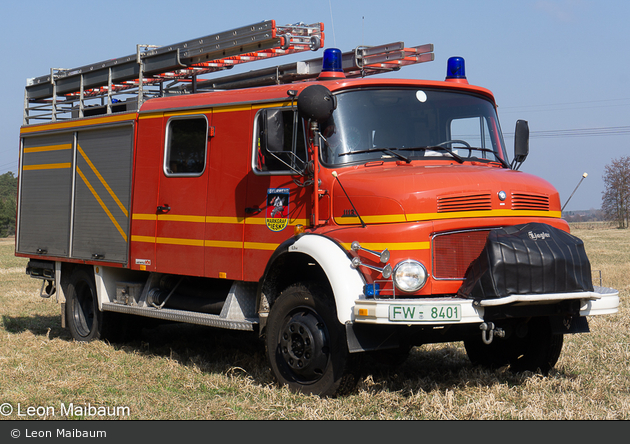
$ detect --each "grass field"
[0,227,628,420]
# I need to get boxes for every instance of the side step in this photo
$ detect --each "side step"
[101,282,258,331]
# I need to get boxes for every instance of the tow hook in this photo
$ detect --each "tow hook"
[39,279,55,299]
[480,322,505,345]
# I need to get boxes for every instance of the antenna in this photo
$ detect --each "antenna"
[362,16,365,46]
[332,171,366,228]
[562,172,588,212]
[329,0,337,46]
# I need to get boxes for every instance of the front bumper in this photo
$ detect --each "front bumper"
[352,286,619,325]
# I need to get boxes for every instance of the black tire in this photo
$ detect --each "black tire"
[265,282,352,396]
[464,317,564,375]
[66,268,104,342]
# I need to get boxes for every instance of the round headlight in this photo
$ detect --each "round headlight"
[393,260,428,293]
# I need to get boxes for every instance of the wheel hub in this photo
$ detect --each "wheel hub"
[279,311,329,381]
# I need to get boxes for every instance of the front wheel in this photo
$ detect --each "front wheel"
[265,282,352,396]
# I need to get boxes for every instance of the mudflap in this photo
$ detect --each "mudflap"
[345,323,402,353]
[549,315,590,335]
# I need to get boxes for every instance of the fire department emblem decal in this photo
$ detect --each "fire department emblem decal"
[266,188,290,232]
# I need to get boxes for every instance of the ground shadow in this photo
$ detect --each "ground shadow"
[354,344,577,397]
[3,314,573,396]
[119,321,274,386]
[2,314,71,340]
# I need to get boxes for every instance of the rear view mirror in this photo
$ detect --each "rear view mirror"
[512,119,529,170]
[257,108,306,175]
[297,84,336,123]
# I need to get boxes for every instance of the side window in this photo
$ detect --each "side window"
[165,116,208,175]
[450,116,493,153]
[253,108,307,174]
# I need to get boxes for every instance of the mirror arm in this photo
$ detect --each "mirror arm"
[311,120,321,227]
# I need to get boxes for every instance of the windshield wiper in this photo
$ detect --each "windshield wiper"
[461,147,510,169]
[398,146,464,163]
[339,147,410,163]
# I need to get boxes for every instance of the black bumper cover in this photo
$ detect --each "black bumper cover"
[457,223,594,301]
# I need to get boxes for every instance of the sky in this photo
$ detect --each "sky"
[1,0,628,212]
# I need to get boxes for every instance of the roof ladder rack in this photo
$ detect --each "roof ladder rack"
[192,42,434,91]
[23,20,325,124]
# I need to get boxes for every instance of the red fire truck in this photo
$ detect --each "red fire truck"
[16,20,619,396]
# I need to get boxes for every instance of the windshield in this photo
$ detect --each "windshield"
[320,88,507,167]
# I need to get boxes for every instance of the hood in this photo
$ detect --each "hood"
[331,164,561,225]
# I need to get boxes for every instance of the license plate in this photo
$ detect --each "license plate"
[389,304,461,322]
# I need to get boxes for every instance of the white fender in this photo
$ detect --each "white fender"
[289,235,365,324]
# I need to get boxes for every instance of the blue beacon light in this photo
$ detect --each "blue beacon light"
[445,56,468,84]
[318,48,346,80]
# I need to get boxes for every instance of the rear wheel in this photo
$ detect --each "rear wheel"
[464,317,564,374]
[66,268,103,342]
[265,282,352,396]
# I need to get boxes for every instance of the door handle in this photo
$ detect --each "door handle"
[245,207,262,215]
[157,205,171,213]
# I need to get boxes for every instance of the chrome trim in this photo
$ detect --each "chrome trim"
[393,259,428,293]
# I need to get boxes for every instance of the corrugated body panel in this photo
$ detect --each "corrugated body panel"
[511,192,550,211]
[18,133,74,257]
[437,193,492,212]
[71,125,133,263]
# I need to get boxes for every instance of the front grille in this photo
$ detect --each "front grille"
[437,193,492,212]
[511,192,550,211]
[432,230,491,279]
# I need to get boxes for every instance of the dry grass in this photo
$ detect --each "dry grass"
[0,229,628,420]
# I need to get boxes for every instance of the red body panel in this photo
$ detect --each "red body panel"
[203,108,251,280]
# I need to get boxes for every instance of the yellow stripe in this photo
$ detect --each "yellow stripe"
[77,166,128,242]
[336,209,561,224]
[131,236,423,253]
[132,214,157,221]
[406,209,561,220]
[77,144,129,217]
[206,216,246,224]
[252,102,292,111]
[23,163,71,171]
[139,106,245,119]
[132,213,308,226]
[139,103,288,119]
[205,240,243,249]
[244,241,280,251]
[212,105,252,113]
[24,144,72,153]
[164,109,213,117]
[138,112,163,120]
[341,241,430,251]
[131,235,279,251]
[155,237,204,247]
[158,214,206,223]
[131,235,155,243]
[21,113,135,134]
[334,214,407,225]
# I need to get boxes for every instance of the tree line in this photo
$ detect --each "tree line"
[0,171,17,237]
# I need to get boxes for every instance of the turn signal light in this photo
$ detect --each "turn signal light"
[294,224,306,236]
